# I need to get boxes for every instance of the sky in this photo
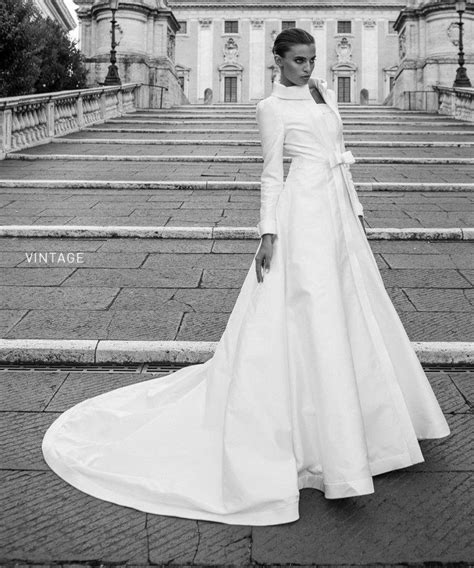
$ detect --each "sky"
[64,0,79,42]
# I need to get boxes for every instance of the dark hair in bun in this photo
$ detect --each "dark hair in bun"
[272,27,315,57]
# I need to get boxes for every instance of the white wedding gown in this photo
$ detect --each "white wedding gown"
[42,78,450,526]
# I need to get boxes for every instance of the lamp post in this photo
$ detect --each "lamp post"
[104,0,121,86]
[453,0,471,88]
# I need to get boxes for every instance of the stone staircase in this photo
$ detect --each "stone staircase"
[0,102,473,567]
[0,102,472,364]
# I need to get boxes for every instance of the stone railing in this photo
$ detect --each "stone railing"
[0,83,142,158]
[433,85,474,122]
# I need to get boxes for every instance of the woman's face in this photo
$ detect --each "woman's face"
[275,43,316,87]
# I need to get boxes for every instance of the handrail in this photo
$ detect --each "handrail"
[0,83,142,157]
[0,83,141,110]
[142,84,169,109]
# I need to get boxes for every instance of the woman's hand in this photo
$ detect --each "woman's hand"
[255,234,276,283]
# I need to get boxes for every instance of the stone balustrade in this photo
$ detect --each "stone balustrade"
[0,83,142,158]
[433,85,474,122]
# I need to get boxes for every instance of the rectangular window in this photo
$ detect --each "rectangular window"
[388,20,396,33]
[177,21,187,34]
[337,76,351,102]
[224,20,238,34]
[224,76,238,102]
[337,20,351,34]
[282,21,296,30]
[389,76,395,91]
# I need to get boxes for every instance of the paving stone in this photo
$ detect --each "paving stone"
[403,288,473,312]
[97,238,213,253]
[0,371,65,411]
[0,268,73,286]
[142,252,255,270]
[385,287,416,312]
[4,309,183,341]
[60,268,201,288]
[379,269,471,289]
[460,270,474,285]
[178,312,229,341]
[201,269,248,288]
[382,254,456,269]
[147,516,251,565]
[0,239,105,252]
[413,414,473,472]
[252,472,473,564]
[425,372,472,413]
[0,412,60,470]
[400,312,474,341]
[111,287,239,312]
[44,372,158,412]
[0,310,28,335]
[449,372,474,410]
[0,286,119,310]
[0,471,148,563]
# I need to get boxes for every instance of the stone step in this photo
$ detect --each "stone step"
[108,117,466,127]
[153,107,435,114]
[0,339,471,365]
[1,180,472,191]
[129,112,453,120]
[0,188,472,229]
[1,159,472,183]
[8,153,474,164]
[52,137,474,149]
[84,125,474,135]
[1,225,472,240]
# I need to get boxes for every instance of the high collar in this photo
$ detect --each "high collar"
[271,77,328,100]
[271,81,312,100]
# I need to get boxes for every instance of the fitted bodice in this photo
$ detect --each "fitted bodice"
[255,79,364,237]
[282,100,344,165]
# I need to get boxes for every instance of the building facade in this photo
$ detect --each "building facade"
[168,0,405,104]
[33,0,76,31]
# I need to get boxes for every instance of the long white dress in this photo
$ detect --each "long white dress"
[42,77,451,526]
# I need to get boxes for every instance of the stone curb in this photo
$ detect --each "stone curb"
[0,225,473,240]
[1,180,473,191]
[0,339,472,365]
[125,113,458,120]
[7,154,474,164]
[83,127,474,136]
[51,138,474,148]
[106,119,465,126]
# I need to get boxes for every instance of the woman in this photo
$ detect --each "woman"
[42,28,450,527]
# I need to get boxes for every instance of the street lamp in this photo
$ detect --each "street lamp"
[453,0,471,88]
[104,0,121,86]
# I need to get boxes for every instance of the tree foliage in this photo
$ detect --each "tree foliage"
[0,0,88,97]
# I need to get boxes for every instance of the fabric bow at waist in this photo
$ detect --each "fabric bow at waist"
[328,149,356,168]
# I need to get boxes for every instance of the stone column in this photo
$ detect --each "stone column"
[311,18,327,81]
[361,18,379,104]
[249,19,265,101]
[197,18,214,103]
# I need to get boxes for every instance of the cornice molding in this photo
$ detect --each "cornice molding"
[168,2,405,8]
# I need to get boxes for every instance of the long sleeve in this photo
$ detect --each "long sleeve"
[255,98,285,237]
[328,89,364,218]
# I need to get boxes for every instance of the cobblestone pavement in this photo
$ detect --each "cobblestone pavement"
[0,364,472,566]
[0,237,472,342]
[0,189,473,227]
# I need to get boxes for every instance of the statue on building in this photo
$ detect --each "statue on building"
[336,37,353,63]
[223,38,239,64]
